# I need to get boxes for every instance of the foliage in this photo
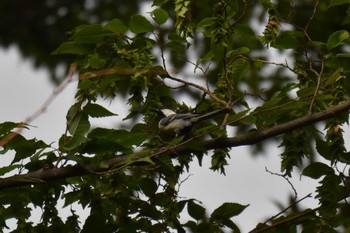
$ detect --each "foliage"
[1,0,350,232]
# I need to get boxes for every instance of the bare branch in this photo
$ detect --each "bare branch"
[164,74,229,107]
[265,167,298,200]
[0,64,77,147]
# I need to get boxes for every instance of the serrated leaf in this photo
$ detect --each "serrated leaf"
[129,15,154,33]
[83,103,116,118]
[210,202,249,220]
[104,18,128,34]
[66,103,90,136]
[326,30,349,50]
[151,8,169,25]
[302,162,334,179]
[187,200,206,220]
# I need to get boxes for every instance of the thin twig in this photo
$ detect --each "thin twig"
[164,74,229,107]
[265,167,298,200]
[262,193,311,225]
[249,193,314,233]
[25,64,77,124]
[304,0,318,33]
[308,59,324,114]
[0,64,77,147]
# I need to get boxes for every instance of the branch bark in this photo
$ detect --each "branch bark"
[1,100,349,190]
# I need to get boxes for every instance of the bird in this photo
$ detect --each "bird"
[155,107,229,136]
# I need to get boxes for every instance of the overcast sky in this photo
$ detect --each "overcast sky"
[0,45,325,232]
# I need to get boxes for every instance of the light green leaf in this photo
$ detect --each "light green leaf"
[151,8,169,25]
[129,15,154,33]
[71,24,114,43]
[326,30,349,50]
[104,18,128,34]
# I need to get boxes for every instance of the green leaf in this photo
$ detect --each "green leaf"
[139,178,158,197]
[151,8,169,25]
[326,30,349,50]
[66,103,90,136]
[0,122,24,137]
[104,18,128,34]
[315,139,332,160]
[302,162,334,179]
[83,103,117,118]
[52,41,93,55]
[153,0,169,6]
[210,202,249,220]
[59,135,87,152]
[275,30,303,49]
[0,164,21,176]
[197,17,213,29]
[187,200,206,220]
[71,24,114,43]
[129,15,154,33]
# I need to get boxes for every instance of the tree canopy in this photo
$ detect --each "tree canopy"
[1,0,350,232]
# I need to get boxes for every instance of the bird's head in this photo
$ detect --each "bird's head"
[153,107,176,118]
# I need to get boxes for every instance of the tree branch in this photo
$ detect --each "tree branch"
[0,100,349,190]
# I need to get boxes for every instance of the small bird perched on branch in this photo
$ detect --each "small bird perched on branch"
[154,107,229,136]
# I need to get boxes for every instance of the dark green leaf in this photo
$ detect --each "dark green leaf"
[302,162,334,179]
[315,139,332,160]
[0,122,24,137]
[187,200,206,220]
[139,178,158,197]
[66,103,90,136]
[197,17,213,29]
[83,103,117,118]
[275,30,303,49]
[129,15,154,33]
[0,164,21,176]
[210,202,249,220]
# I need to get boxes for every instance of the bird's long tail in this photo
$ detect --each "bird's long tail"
[194,108,230,122]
